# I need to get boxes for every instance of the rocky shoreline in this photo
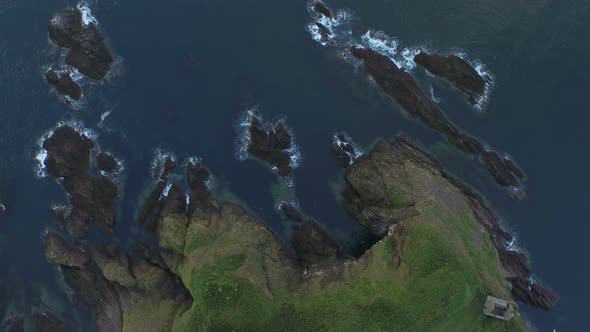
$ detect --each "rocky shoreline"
[339,135,556,310]
[29,119,555,330]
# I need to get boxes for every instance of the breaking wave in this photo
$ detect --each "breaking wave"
[150,149,176,179]
[306,2,494,110]
[77,1,99,27]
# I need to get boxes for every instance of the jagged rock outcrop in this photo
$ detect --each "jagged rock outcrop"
[43,126,93,178]
[247,116,295,176]
[280,202,346,269]
[350,46,526,192]
[48,8,114,80]
[340,134,556,310]
[44,69,81,102]
[414,52,487,105]
[96,153,120,173]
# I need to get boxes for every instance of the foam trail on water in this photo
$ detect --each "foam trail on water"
[429,85,440,103]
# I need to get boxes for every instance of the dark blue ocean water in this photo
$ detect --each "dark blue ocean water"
[0,0,589,330]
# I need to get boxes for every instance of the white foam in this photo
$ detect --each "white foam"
[358,30,424,71]
[77,1,98,27]
[185,193,191,213]
[286,134,302,170]
[399,47,422,71]
[505,234,520,252]
[151,149,176,179]
[429,84,440,103]
[453,51,495,112]
[159,183,173,200]
[307,1,353,46]
[333,133,363,165]
[99,110,111,126]
[185,156,201,166]
[234,107,259,161]
[361,30,398,60]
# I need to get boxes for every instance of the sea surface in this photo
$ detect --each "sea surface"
[0,0,589,330]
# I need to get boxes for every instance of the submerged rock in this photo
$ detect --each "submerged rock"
[414,52,486,104]
[313,1,333,18]
[44,69,81,102]
[96,152,119,173]
[247,116,295,176]
[32,311,69,332]
[350,46,526,193]
[482,151,525,189]
[43,126,94,178]
[48,9,114,80]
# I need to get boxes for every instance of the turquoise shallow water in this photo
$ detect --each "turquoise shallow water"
[0,0,589,330]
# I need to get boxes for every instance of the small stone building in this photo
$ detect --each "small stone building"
[483,296,517,320]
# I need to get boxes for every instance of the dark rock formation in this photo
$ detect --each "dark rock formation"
[508,277,558,310]
[498,249,531,279]
[313,2,333,18]
[48,9,114,80]
[247,116,295,177]
[350,46,526,192]
[414,52,486,104]
[33,311,69,332]
[43,126,94,178]
[59,175,118,238]
[44,69,81,102]
[43,125,119,239]
[482,151,525,188]
[280,202,346,268]
[186,161,217,216]
[152,155,176,181]
[315,22,332,43]
[341,135,556,310]
[2,313,24,332]
[136,181,168,230]
[331,132,361,168]
[96,153,119,173]
[44,232,89,268]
